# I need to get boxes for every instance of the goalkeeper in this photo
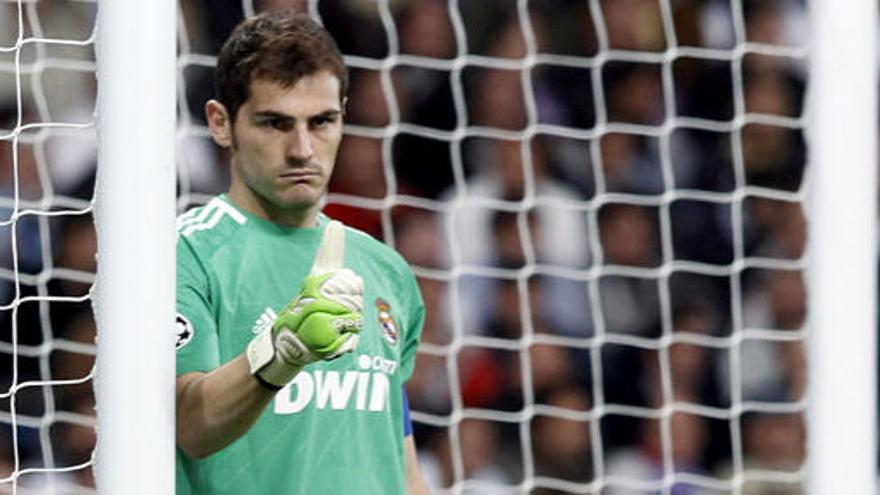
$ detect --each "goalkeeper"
[174,11,430,494]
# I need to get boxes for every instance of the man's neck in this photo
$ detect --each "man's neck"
[227,186,319,228]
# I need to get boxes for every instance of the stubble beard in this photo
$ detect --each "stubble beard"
[255,176,324,217]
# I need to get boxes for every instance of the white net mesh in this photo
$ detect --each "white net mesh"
[0,0,817,492]
[174,0,813,494]
[0,0,98,492]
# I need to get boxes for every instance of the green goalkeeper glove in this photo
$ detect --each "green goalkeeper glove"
[246,220,364,389]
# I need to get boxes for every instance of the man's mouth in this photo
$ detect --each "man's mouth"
[279,169,320,182]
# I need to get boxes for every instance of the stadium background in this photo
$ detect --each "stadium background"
[0,0,815,493]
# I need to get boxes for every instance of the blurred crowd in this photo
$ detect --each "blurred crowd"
[0,0,817,493]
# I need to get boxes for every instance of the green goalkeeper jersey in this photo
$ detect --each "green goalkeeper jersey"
[175,195,424,495]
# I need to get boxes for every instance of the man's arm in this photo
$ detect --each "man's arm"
[176,356,275,458]
[405,435,431,495]
[175,220,363,459]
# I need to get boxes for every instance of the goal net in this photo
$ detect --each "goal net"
[0,0,175,492]
[1,0,874,493]
[0,0,99,492]
[179,0,828,493]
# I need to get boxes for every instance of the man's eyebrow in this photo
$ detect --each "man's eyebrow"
[253,111,294,120]
[311,109,343,119]
[252,109,342,120]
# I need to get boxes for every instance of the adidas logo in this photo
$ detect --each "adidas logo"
[252,307,278,335]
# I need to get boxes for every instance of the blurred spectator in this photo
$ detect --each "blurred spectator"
[740,74,805,191]
[8,393,95,493]
[620,304,725,410]
[701,0,808,52]
[394,209,448,270]
[529,1,598,130]
[603,64,665,126]
[489,211,532,270]
[318,1,388,59]
[605,410,711,495]
[390,1,459,198]
[599,133,664,195]
[55,395,96,490]
[743,0,809,49]
[600,203,660,268]
[722,269,806,402]
[761,270,806,331]
[0,1,98,196]
[746,200,806,260]
[667,305,724,405]
[397,0,456,60]
[325,134,387,238]
[745,198,787,258]
[600,0,665,51]
[396,211,454,416]
[346,69,394,128]
[458,337,587,421]
[29,394,96,493]
[254,0,308,13]
[522,344,581,402]
[465,15,532,131]
[444,136,590,336]
[0,129,45,292]
[716,411,805,495]
[598,203,661,336]
[602,301,727,454]
[0,428,13,487]
[0,211,95,432]
[420,419,513,494]
[10,0,97,124]
[51,309,96,410]
[407,342,451,416]
[531,385,593,492]
[456,279,542,412]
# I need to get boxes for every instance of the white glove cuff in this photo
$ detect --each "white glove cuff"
[246,328,274,375]
[246,328,303,389]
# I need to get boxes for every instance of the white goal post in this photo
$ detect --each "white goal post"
[807,0,878,493]
[93,0,176,493]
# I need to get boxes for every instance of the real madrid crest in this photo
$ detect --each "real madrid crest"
[375,298,399,346]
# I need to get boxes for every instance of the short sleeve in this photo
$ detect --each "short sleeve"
[398,265,425,383]
[176,237,220,376]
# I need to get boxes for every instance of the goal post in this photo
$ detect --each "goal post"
[807,0,878,493]
[93,0,176,492]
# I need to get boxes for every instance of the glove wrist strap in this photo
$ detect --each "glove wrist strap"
[253,372,282,392]
[246,328,303,388]
[255,358,303,388]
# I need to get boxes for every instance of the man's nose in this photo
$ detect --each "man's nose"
[285,126,314,162]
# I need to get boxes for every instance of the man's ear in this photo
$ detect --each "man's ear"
[206,99,233,148]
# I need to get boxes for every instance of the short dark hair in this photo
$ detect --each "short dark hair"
[215,11,348,122]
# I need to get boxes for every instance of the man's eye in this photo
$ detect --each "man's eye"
[311,116,336,129]
[260,119,290,130]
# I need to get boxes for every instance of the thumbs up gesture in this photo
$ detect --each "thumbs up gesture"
[246,221,364,389]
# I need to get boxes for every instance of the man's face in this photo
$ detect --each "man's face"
[225,71,343,221]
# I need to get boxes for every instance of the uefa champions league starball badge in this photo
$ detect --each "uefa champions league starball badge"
[176,313,195,350]
[375,298,399,346]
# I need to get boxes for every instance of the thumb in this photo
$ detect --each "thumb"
[311,220,346,274]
